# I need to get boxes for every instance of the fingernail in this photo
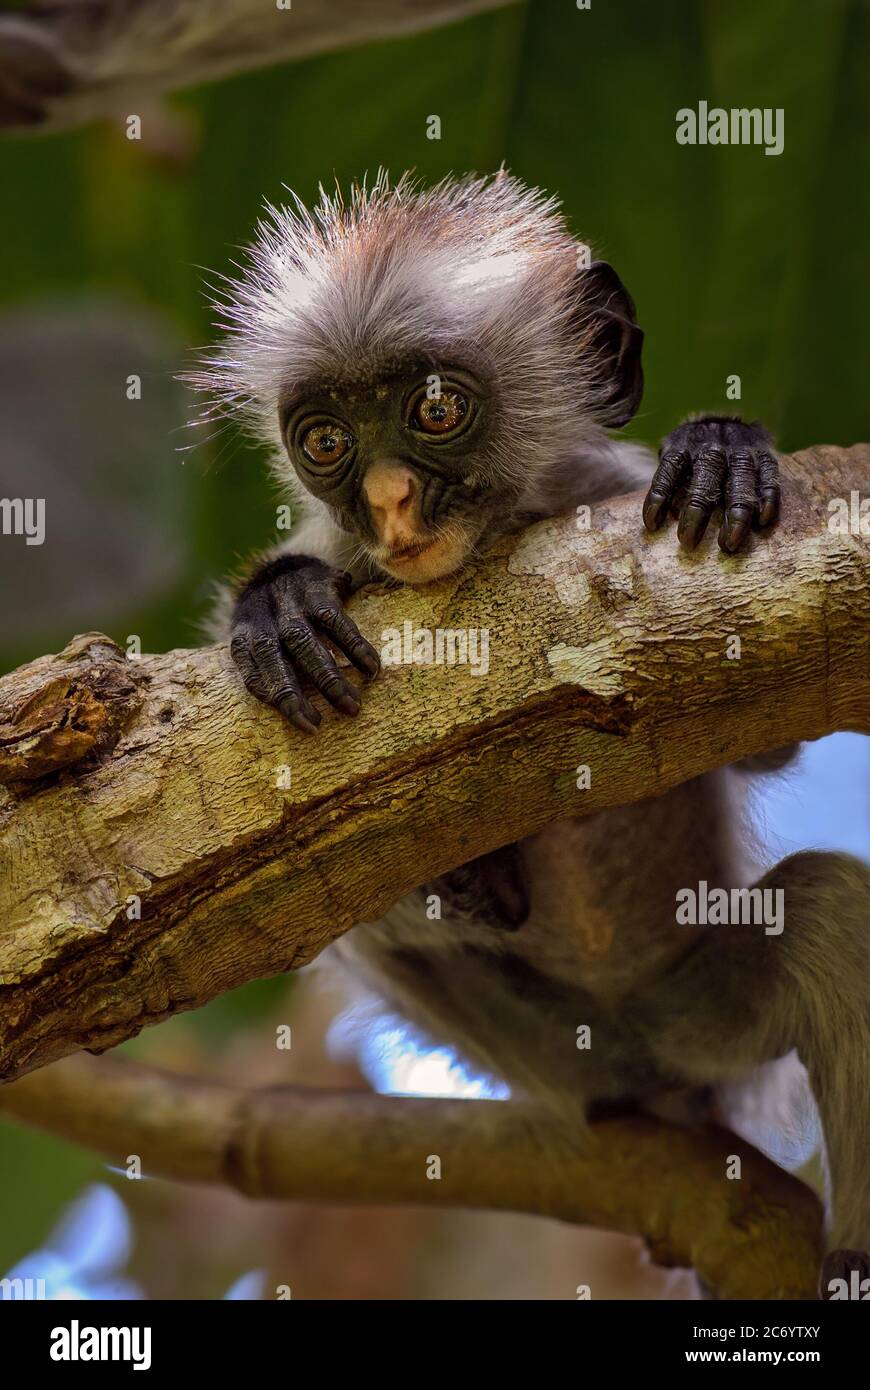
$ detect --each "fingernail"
[720,520,749,553]
[677,505,707,550]
[291,700,321,732]
[758,497,778,527]
[338,694,360,716]
[643,494,667,531]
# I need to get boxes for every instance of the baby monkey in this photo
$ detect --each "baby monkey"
[192,172,870,1296]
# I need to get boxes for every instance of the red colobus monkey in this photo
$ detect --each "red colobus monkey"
[189,171,869,1297]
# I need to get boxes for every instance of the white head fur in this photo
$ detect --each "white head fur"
[188,169,641,526]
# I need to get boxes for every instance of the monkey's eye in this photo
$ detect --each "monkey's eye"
[301,422,353,466]
[412,391,468,436]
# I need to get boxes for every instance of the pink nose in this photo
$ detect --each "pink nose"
[363,462,418,541]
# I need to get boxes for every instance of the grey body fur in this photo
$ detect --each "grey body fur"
[194,172,870,1277]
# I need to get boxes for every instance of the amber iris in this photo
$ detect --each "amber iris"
[413,391,468,435]
[302,423,352,465]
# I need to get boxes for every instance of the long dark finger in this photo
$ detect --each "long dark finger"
[677,443,727,550]
[231,629,321,734]
[643,449,689,531]
[278,616,362,716]
[718,446,757,553]
[755,450,780,528]
[313,602,381,676]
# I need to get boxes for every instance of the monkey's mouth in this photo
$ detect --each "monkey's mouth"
[374,519,478,582]
[385,538,436,564]
[375,531,470,583]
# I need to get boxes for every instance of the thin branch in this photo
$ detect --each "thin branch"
[0,1052,824,1300]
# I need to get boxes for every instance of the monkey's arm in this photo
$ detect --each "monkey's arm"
[0,0,510,131]
[640,415,791,772]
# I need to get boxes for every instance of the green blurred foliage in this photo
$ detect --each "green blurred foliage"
[1,0,868,1275]
[0,1118,106,1267]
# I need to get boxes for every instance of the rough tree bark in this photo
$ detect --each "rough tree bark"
[0,445,868,1087]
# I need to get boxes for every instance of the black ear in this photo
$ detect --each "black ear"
[576,260,644,428]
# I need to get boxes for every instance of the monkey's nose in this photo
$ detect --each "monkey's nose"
[363,461,418,540]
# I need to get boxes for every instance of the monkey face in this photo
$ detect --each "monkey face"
[193,173,648,575]
[281,364,502,581]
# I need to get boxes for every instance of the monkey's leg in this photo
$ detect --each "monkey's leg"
[640,850,870,1289]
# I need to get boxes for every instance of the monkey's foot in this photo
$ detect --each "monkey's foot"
[643,415,780,554]
[423,843,530,931]
[819,1248,870,1300]
[230,554,380,734]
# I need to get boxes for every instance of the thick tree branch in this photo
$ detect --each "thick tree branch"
[0,444,868,1084]
[0,1052,824,1300]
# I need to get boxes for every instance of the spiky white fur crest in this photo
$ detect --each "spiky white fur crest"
[188,169,622,513]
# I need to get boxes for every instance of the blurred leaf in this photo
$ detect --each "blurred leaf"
[0,1121,105,1273]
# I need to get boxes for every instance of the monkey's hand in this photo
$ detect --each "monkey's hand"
[642,416,780,554]
[229,555,380,734]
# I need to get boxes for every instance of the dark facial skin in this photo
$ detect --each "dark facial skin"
[279,363,499,563]
[229,363,505,733]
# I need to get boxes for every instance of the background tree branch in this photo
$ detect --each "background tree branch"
[0,0,512,131]
[0,444,868,1084]
[0,1051,824,1300]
